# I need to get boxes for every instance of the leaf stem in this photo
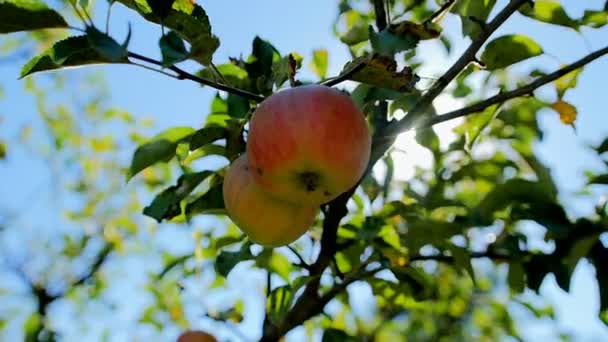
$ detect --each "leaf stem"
[320,59,367,87]
[128,61,182,79]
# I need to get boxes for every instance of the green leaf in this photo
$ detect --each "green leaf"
[23,312,41,342]
[310,49,328,79]
[189,126,227,151]
[185,183,225,216]
[143,171,213,222]
[590,244,608,311]
[340,21,369,45]
[20,36,127,78]
[0,141,6,160]
[0,0,68,33]
[370,25,419,55]
[555,67,582,99]
[524,254,570,292]
[183,144,226,165]
[448,245,476,283]
[476,179,572,237]
[508,262,526,293]
[581,10,608,28]
[462,103,501,152]
[405,220,463,252]
[481,35,543,70]
[227,94,249,118]
[128,126,195,180]
[596,138,608,154]
[215,243,253,277]
[515,299,554,319]
[199,63,249,89]
[416,126,440,154]
[337,10,370,46]
[266,276,313,326]
[116,0,219,65]
[249,36,276,76]
[323,328,357,342]
[159,31,189,66]
[519,1,578,29]
[255,250,292,282]
[86,26,130,62]
[452,0,497,38]
[266,285,295,326]
[589,174,608,185]
[564,234,599,272]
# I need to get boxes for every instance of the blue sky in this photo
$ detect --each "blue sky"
[1,0,608,341]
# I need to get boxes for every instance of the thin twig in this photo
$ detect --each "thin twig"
[414,46,608,130]
[287,246,311,270]
[81,6,94,26]
[68,1,88,26]
[127,52,265,102]
[69,243,111,289]
[129,61,182,79]
[105,2,113,33]
[426,0,456,24]
[158,254,191,279]
[320,60,367,87]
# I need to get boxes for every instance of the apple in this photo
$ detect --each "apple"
[247,85,371,206]
[176,330,217,342]
[222,155,318,247]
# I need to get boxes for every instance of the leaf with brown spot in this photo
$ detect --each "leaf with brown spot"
[389,20,442,40]
[340,54,419,92]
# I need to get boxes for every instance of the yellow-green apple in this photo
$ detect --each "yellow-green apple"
[222,154,318,247]
[247,85,371,205]
[176,330,217,342]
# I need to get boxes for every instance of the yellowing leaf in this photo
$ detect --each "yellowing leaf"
[555,67,582,99]
[310,49,328,79]
[551,100,577,125]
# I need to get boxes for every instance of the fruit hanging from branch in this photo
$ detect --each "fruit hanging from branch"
[247,85,372,206]
[176,330,218,342]
[222,155,319,247]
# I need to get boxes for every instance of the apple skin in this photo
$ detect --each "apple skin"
[247,85,371,206]
[222,155,318,247]
[176,330,217,342]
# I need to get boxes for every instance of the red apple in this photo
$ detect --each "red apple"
[247,85,371,205]
[222,155,318,247]
[177,330,217,342]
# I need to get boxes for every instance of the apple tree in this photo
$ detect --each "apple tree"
[1,0,607,341]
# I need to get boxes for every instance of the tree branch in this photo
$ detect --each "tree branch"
[127,52,265,103]
[380,0,530,140]
[414,46,608,130]
[372,0,389,30]
[68,242,112,290]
